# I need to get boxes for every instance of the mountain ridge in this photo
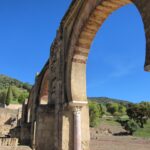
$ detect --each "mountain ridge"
[88,97,132,105]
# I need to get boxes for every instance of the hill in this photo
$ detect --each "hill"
[0,74,32,105]
[0,74,32,91]
[88,97,132,105]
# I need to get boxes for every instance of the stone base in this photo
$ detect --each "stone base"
[0,146,31,150]
[20,123,31,146]
[35,105,55,150]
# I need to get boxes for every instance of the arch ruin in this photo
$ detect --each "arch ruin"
[20,0,150,150]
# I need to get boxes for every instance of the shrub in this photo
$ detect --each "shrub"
[106,103,119,115]
[127,102,150,128]
[124,119,139,135]
[89,102,102,127]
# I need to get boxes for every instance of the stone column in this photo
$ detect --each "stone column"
[73,106,82,150]
[70,101,88,150]
[32,121,36,150]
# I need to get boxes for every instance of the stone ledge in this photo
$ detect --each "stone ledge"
[0,138,18,146]
[0,146,31,150]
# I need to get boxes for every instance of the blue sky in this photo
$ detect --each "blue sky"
[0,1,149,102]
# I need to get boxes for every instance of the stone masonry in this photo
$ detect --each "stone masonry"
[20,0,150,150]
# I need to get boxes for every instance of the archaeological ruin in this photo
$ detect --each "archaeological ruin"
[19,0,150,150]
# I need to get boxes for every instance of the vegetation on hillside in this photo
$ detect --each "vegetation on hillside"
[0,74,32,91]
[88,97,131,105]
[89,100,127,127]
[127,102,150,128]
[0,74,32,105]
[89,98,150,138]
[89,102,102,127]
[134,119,150,138]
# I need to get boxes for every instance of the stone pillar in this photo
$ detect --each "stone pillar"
[32,121,36,150]
[73,106,82,150]
[69,101,88,150]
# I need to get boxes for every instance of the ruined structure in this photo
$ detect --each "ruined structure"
[20,0,150,150]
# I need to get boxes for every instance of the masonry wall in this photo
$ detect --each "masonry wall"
[20,123,31,146]
[0,138,18,146]
[0,108,18,125]
[35,106,55,150]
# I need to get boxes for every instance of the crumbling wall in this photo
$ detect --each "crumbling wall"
[35,106,55,150]
[0,138,18,146]
[0,108,18,126]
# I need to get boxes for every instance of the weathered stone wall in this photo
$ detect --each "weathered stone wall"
[20,123,31,146]
[0,108,18,125]
[35,106,55,150]
[0,138,18,146]
[6,104,22,110]
[0,108,20,138]
[0,125,11,137]
[21,0,150,150]
[0,146,31,150]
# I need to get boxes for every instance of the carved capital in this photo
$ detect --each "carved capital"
[69,101,88,114]
[72,106,82,115]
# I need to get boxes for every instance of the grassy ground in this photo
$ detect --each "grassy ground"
[99,117,150,138]
[100,117,120,126]
[10,99,20,104]
[134,119,150,138]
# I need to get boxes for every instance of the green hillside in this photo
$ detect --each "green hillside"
[0,74,32,91]
[0,74,32,105]
[88,97,132,105]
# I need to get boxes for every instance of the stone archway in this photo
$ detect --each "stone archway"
[63,0,150,149]
[39,69,49,105]
[22,0,150,150]
[66,0,150,104]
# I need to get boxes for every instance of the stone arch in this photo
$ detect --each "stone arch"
[21,1,150,149]
[66,0,150,103]
[27,87,34,123]
[39,68,49,105]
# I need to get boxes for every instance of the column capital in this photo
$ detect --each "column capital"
[69,101,88,113]
[72,106,82,114]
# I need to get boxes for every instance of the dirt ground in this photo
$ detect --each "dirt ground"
[90,136,150,150]
[90,119,150,150]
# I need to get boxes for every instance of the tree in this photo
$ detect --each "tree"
[18,92,29,104]
[89,102,102,127]
[12,86,20,99]
[5,86,13,105]
[106,103,119,115]
[22,83,32,92]
[99,103,107,115]
[124,119,139,135]
[0,90,7,105]
[118,104,126,115]
[127,102,150,128]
